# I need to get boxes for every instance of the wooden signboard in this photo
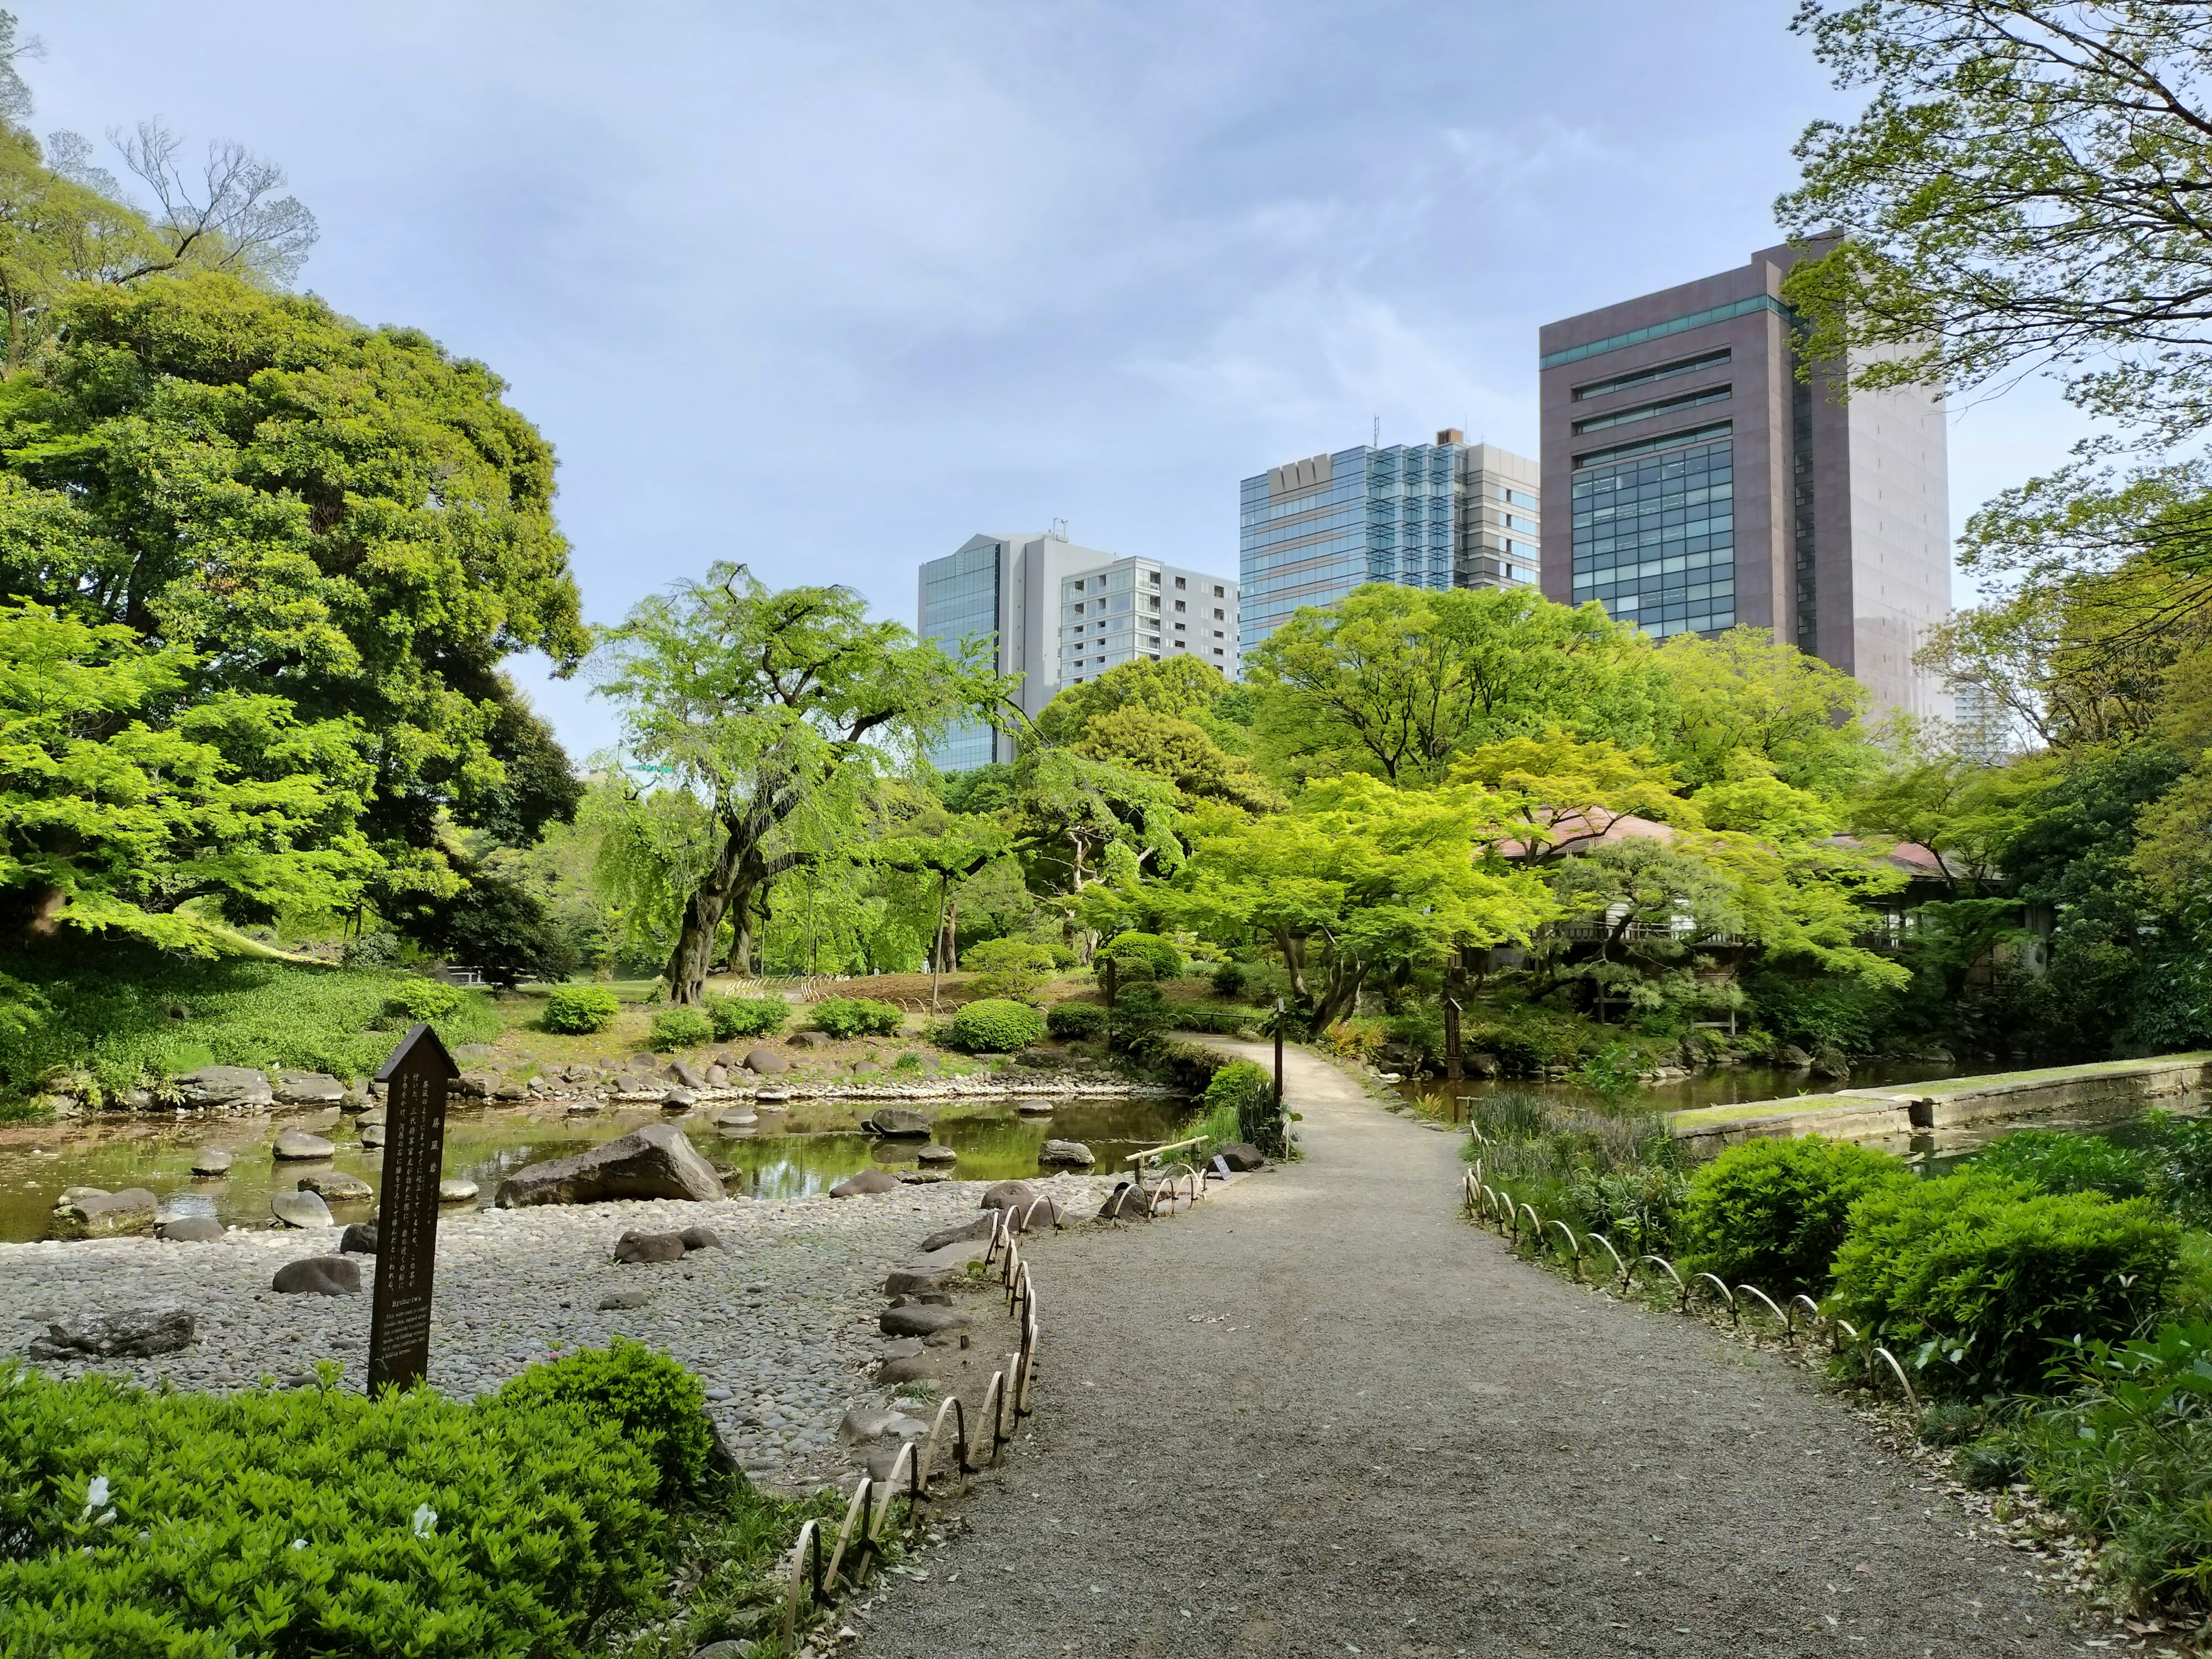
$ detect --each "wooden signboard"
[368,1022,459,1393]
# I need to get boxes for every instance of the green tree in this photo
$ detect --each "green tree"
[594,565,1007,1002]
[1450,730,1697,866]
[1069,704,1282,813]
[1654,626,1877,793]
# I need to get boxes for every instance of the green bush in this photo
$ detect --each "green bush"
[1045,1001,1107,1040]
[946,997,1046,1054]
[1680,1135,1914,1296]
[1047,944,1080,969]
[543,984,620,1035]
[1210,960,1248,998]
[1831,1172,2180,1393]
[646,1006,713,1050]
[2143,1111,2212,1226]
[703,994,789,1041]
[384,978,468,1024]
[491,1339,713,1500]
[810,997,904,1039]
[959,939,1057,1002]
[1972,1128,2158,1202]
[1096,931,1181,984]
[1159,1003,1261,1036]
[1199,1059,1283,1157]
[1108,983,1171,1053]
[0,1352,672,1657]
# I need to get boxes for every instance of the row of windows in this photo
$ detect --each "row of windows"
[1572,418,1735,469]
[1571,347,1731,403]
[1570,436,1737,645]
[1571,383,1731,437]
[1541,293,1789,369]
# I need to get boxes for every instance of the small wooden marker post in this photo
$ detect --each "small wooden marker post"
[1272,997,1285,1109]
[1445,995,1464,1082]
[368,1022,459,1395]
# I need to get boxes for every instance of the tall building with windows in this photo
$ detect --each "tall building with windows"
[1538,241,1950,715]
[916,531,1239,769]
[1237,433,1540,656]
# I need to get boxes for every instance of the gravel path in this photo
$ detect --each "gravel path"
[0,1173,1107,1488]
[849,1041,2088,1659]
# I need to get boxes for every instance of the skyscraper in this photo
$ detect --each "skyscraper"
[1237,433,1540,656]
[1537,241,1950,715]
[916,531,1240,769]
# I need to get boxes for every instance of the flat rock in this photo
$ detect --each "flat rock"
[898,1169,949,1184]
[357,1105,388,1127]
[339,1221,380,1254]
[754,1092,791,1108]
[628,1052,662,1072]
[884,1240,987,1296]
[743,1047,790,1075]
[614,1230,687,1264]
[1218,1142,1267,1172]
[662,1089,698,1111]
[190,1146,234,1176]
[495,1122,726,1207]
[272,1255,362,1295]
[1014,1100,1058,1115]
[918,1214,998,1252]
[597,1289,653,1311]
[866,1107,931,1137]
[678,1225,725,1252]
[876,1352,937,1385]
[156,1217,226,1243]
[54,1188,158,1237]
[880,1336,925,1360]
[271,1190,334,1229]
[358,1123,387,1148]
[839,1407,929,1442]
[831,1168,902,1198]
[714,1108,758,1130]
[271,1128,335,1161]
[296,1171,372,1201]
[29,1305,194,1358]
[453,1043,500,1062]
[438,1178,478,1203]
[980,1180,1039,1213]
[914,1143,958,1164]
[274,1070,344,1105]
[173,1066,272,1109]
[879,1304,972,1338]
[452,1071,498,1099]
[1037,1138,1095,1168]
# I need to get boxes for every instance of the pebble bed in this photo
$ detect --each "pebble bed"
[0,1173,1111,1487]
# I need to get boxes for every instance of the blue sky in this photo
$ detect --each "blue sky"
[34,2,2086,760]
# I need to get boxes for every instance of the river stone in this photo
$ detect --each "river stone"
[272,1255,362,1296]
[29,1305,195,1358]
[357,1105,388,1127]
[271,1189,334,1229]
[1014,1099,1058,1115]
[884,1240,988,1296]
[452,1071,497,1099]
[866,1107,930,1137]
[1218,1142,1267,1172]
[495,1121,725,1207]
[878,1304,971,1338]
[1778,1044,1812,1069]
[898,1169,949,1184]
[679,1225,725,1252]
[839,1407,929,1443]
[562,1062,599,1084]
[852,1058,882,1074]
[880,1336,925,1361]
[597,1289,653,1311]
[54,1188,157,1238]
[173,1066,272,1109]
[358,1123,387,1148]
[715,1107,758,1130]
[830,1168,902,1198]
[980,1180,1038,1213]
[156,1216,226,1243]
[743,1047,790,1075]
[786,1031,824,1048]
[876,1352,938,1385]
[438,1178,478,1203]
[297,1171,372,1202]
[627,1051,661,1071]
[704,1064,729,1087]
[614,1230,687,1264]
[753,1092,790,1108]
[339,1220,379,1254]
[1037,1139,1095,1168]
[1016,1047,1069,1069]
[914,1142,957,1164]
[1468,1052,1502,1078]
[190,1146,234,1176]
[662,1089,698,1111]
[274,1070,345,1105]
[666,1060,704,1089]
[272,1128,335,1161]
[918,1214,998,1252]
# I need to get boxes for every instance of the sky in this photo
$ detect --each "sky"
[33,1,2091,761]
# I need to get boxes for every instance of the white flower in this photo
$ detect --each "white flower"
[291,1539,306,1550]
[411,1503,437,1537]
[82,1475,109,1517]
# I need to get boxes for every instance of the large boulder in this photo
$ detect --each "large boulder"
[1037,1139,1096,1168]
[866,1107,930,1137]
[661,1089,698,1112]
[272,1256,362,1296]
[1467,1052,1502,1078]
[271,1190,334,1229]
[495,1122,725,1207]
[830,1168,902,1198]
[28,1305,195,1358]
[296,1171,372,1202]
[743,1047,790,1075]
[1778,1044,1813,1069]
[274,1070,345,1105]
[980,1180,1038,1213]
[272,1128,335,1161]
[1217,1143,1267,1172]
[339,1220,380,1254]
[52,1188,157,1238]
[679,1225,725,1252]
[613,1230,686,1264]
[173,1066,272,1110]
[156,1216,226,1243]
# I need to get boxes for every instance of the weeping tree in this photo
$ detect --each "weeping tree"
[593,565,1007,1003]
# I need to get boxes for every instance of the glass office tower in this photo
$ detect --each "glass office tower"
[916,540,1001,772]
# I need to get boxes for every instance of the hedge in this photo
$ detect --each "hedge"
[1044,1002,1107,1040]
[945,998,1045,1054]
[1678,1135,1914,1296]
[809,998,904,1039]
[1094,932,1181,984]
[646,1006,713,1050]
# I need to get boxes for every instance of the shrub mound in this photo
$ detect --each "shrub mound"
[0,1342,709,1657]
[1972,1128,2158,1202]
[946,998,1046,1054]
[703,994,788,1041]
[810,997,904,1039]
[1198,1059,1284,1157]
[646,1007,713,1050]
[382,978,468,1025]
[959,939,1057,1002]
[1044,1001,1107,1040]
[1094,931,1181,984]
[1679,1134,1912,1296]
[1830,1171,2180,1393]
[542,984,620,1035]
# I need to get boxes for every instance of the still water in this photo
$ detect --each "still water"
[1395,1062,1962,1123]
[0,1096,1195,1244]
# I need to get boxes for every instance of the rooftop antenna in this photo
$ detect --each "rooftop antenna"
[1051,517,1069,541]
[1372,415,1380,448]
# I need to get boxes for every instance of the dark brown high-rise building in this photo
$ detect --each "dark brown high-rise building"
[1537,242,1949,716]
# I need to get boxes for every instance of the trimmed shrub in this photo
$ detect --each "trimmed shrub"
[1096,931,1181,985]
[703,994,789,1041]
[946,998,1046,1054]
[384,978,467,1025]
[646,1006,713,1050]
[1047,944,1080,969]
[1679,1135,1914,1296]
[492,1338,713,1499]
[810,997,904,1039]
[1108,983,1171,1053]
[959,939,1057,1002]
[1210,961,1248,998]
[543,983,620,1035]
[1045,1001,1107,1041]
[1830,1172,2180,1393]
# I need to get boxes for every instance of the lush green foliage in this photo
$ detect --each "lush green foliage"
[1107,983,1173,1054]
[491,1340,714,1501]
[541,984,620,1036]
[1464,1089,1688,1256]
[1094,931,1182,984]
[384,979,468,1025]
[945,997,1044,1054]
[646,1007,713,1051]
[702,994,789,1041]
[1679,1136,1914,1295]
[0,1353,672,1657]
[809,997,905,1039]
[1198,1058,1284,1156]
[958,938,1056,1001]
[1972,1129,2160,1203]
[1043,1001,1107,1040]
[1831,1172,2180,1393]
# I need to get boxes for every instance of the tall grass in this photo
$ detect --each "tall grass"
[1463,1088,1689,1256]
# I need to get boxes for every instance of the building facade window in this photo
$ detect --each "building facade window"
[1569,435,1735,640]
[1570,347,1731,403]
[1571,385,1730,437]
[919,541,1001,769]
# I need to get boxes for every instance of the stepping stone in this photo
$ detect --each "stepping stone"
[296,1171,372,1201]
[831,1169,901,1198]
[272,1129,335,1161]
[190,1147,234,1176]
[1037,1139,1094,1168]
[157,1217,225,1243]
[271,1190,334,1229]
[438,1178,478,1203]
[715,1108,758,1130]
[358,1124,386,1148]
[914,1143,957,1164]
[884,1240,987,1296]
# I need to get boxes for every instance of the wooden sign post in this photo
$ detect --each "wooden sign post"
[1445,996,1463,1082]
[1273,997,1285,1109]
[368,1022,459,1395]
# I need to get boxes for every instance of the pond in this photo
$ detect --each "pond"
[0,1094,1196,1244]
[1394,1060,1963,1123]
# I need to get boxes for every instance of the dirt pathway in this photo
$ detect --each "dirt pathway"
[847,1042,2082,1658]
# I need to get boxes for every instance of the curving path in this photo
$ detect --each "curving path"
[847,1041,2082,1658]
